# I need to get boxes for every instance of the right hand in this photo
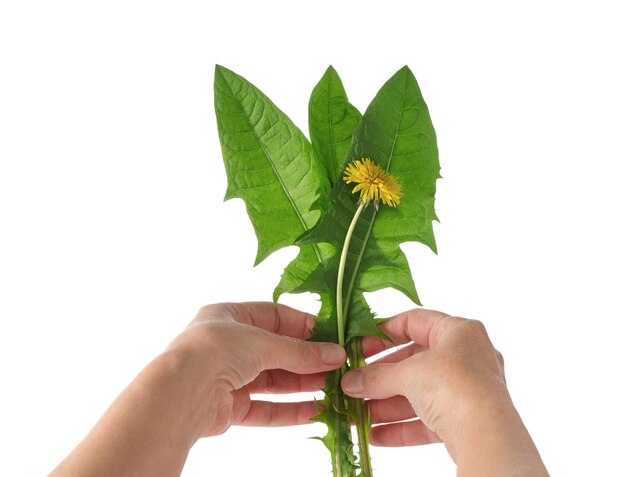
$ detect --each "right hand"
[341,309,508,459]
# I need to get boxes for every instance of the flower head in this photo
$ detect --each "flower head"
[343,158,402,207]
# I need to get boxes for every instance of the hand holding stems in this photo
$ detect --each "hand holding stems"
[48,303,346,477]
[48,302,548,477]
[342,308,550,477]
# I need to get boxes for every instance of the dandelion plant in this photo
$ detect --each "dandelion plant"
[214,64,440,476]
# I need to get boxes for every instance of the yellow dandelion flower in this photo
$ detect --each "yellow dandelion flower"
[343,158,402,207]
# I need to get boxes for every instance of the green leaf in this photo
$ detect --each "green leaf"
[309,66,362,184]
[214,65,327,265]
[274,66,361,313]
[349,66,440,253]
[302,65,440,342]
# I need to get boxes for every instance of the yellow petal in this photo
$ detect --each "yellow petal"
[343,158,402,207]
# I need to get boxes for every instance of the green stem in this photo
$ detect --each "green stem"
[336,201,366,347]
[330,365,356,477]
[335,200,373,477]
[349,339,373,477]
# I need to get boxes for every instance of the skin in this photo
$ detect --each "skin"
[49,303,548,477]
[343,308,549,476]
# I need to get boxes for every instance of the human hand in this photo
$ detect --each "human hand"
[48,302,346,477]
[163,302,346,441]
[341,309,548,475]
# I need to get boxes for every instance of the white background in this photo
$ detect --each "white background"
[1,1,625,475]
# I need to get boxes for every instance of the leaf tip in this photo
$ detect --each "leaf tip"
[214,64,241,84]
[253,250,265,267]
[214,63,226,78]
[272,288,281,304]
[325,64,337,75]
[393,64,416,84]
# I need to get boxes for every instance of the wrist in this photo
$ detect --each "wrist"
[147,342,224,446]
[449,386,547,476]
[49,347,218,477]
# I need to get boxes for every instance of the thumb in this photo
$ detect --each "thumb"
[342,362,411,400]
[258,333,346,374]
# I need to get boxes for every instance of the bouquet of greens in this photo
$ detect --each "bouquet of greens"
[214,64,440,476]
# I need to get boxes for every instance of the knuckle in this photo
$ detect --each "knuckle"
[364,364,385,389]
[465,318,487,333]
[495,349,505,368]
[195,303,237,323]
[294,338,312,363]
[218,302,241,320]
[452,318,488,339]
[266,335,309,368]
[269,403,280,425]
[257,370,273,392]
[205,385,234,436]
[195,304,211,318]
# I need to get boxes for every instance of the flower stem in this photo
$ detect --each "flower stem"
[335,200,373,476]
[336,201,366,347]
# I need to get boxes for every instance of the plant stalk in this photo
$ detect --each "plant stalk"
[330,365,356,477]
[349,338,373,477]
[336,200,373,476]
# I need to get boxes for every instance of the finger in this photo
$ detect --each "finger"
[258,332,346,375]
[381,308,451,348]
[370,420,442,447]
[368,396,416,424]
[222,302,315,339]
[342,362,411,400]
[246,370,327,394]
[236,400,318,427]
[360,335,398,359]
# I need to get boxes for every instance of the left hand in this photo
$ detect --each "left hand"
[163,302,346,441]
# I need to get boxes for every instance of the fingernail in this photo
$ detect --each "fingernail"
[342,370,364,394]
[320,344,346,365]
